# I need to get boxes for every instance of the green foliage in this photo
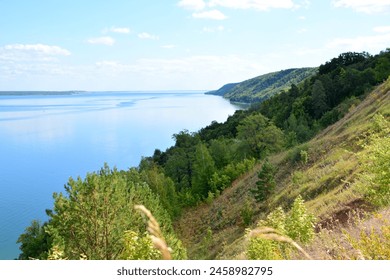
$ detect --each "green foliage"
[246,196,315,260]
[260,207,286,232]
[205,190,220,205]
[286,144,309,164]
[197,227,214,259]
[208,138,235,168]
[17,220,52,260]
[240,200,254,227]
[120,231,161,260]
[300,150,309,165]
[213,67,317,104]
[192,142,216,198]
[246,235,284,260]
[345,219,390,260]
[358,114,390,207]
[140,165,180,218]
[45,164,182,260]
[285,196,316,243]
[311,80,328,118]
[237,113,284,158]
[209,172,231,192]
[251,160,276,202]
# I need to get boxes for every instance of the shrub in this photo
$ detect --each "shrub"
[358,114,390,207]
[240,200,254,227]
[246,196,315,259]
[285,196,316,243]
[120,231,161,260]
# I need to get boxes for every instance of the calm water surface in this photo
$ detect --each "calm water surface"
[0,91,240,259]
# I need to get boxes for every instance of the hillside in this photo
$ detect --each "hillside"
[206,67,317,103]
[175,78,390,260]
[205,83,238,96]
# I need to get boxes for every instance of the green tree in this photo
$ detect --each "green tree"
[251,160,276,202]
[311,80,328,118]
[191,143,216,198]
[45,164,182,260]
[141,165,180,218]
[17,220,52,260]
[237,113,284,158]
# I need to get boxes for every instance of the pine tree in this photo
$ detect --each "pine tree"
[251,160,276,202]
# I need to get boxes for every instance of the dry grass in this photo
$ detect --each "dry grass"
[304,208,390,260]
[135,205,172,260]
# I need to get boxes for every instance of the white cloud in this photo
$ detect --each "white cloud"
[373,25,390,33]
[103,26,131,34]
[178,0,206,10]
[3,44,71,56]
[207,0,297,11]
[87,36,115,46]
[326,32,390,53]
[138,32,159,40]
[0,44,74,82]
[332,0,390,14]
[91,55,265,89]
[192,9,227,20]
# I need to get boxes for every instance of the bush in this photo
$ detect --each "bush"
[285,196,316,243]
[246,196,315,259]
[358,114,390,207]
[240,200,254,227]
[120,231,161,260]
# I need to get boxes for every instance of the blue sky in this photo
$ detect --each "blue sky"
[0,0,389,91]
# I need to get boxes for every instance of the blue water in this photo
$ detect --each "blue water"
[0,91,240,259]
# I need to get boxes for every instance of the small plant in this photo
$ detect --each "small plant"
[198,227,214,259]
[240,199,254,227]
[300,150,309,165]
[285,196,316,243]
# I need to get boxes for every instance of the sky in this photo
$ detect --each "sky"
[0,0,389,91]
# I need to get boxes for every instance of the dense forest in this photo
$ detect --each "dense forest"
[17,49,390,260]
[206,67,317,103]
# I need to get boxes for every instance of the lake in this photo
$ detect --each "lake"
[0,91,240,259]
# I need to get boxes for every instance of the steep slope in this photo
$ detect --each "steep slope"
[206,67,317,103]
[175,78,389,259]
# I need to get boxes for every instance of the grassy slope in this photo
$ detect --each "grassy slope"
[174,79,390,260]
[207,68,317,103]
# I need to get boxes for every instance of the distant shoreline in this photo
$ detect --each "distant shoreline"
[0,91,86,96]
[0,90,207,96]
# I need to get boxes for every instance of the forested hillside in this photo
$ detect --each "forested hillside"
[205,83,238,97]
[17,49,390,260]
[207,67,317,103]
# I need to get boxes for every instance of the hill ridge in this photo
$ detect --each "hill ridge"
[206,67,317,103]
